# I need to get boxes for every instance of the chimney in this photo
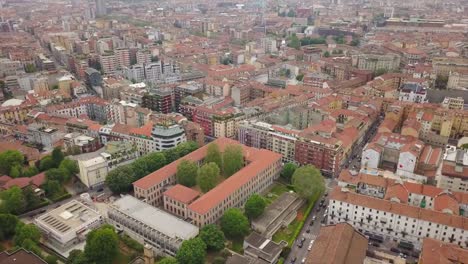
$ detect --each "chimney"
[143,244,154,264]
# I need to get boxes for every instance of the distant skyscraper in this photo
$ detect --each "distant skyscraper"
[95,0,107,17]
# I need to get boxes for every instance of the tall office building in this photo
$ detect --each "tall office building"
[95,0,107,17]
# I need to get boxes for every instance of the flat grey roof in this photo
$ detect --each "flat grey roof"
[35,200,101,235]
[111,195,199,240]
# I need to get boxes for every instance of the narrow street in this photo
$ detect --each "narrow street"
[285,179,337,263]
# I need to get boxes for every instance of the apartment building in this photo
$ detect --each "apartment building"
[142,87,173,114]
[437,148,468,192]
[150,121,187,151]
[124,65,145,83]
[447,71,468,90]
[354,53,401,72]
[441,97,464,110]
[99,53,117,74]
[328,187,468,250]
[133,138,282,227]
[238,120,298,163]
[108,195,199,256]
[398,83,427,103]
[433,57,468,76]
[27,124,65,151]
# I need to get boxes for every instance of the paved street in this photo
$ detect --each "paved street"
[285,179,337,263]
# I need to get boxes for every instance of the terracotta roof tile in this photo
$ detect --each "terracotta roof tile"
[163,184,200,204]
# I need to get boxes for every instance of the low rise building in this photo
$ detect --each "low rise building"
[252,192,304,238]
[163,184,200,219]
[27,124,65,151]
[243,232,286,264]
[108,195,199,256]
[35,200,104,252]
[306,223,368,264]
[73,141,139,188]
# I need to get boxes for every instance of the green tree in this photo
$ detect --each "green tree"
[287,10,296,17]
[244,194,266,220]
[205,143,222,169]
[23,166,39,177]
[0,150,24,176]
[461,143,468,150]
[199,224,225,251]
[9,165,21,178]
[197,162,219,193]
[158,257,179,264]
[23,186,41,209]
[14,223,41,246]
[323,51,330,57]
[45,255,58,264]
[84,227,119,264]
[0,186,26,215]
[176,238,206,264]
[288,34,301,50]
[25,64,36,73]
[220,208,249,239]
[52,147,65,167]
[176,160,198,187]
[59,159,79,178]
[296,74,304,81]
[281,163,298,183]
[21,238,42,256]
[43,180,62,197]
[39,156,55,171]
[46,168,69,183]
[175,141,199,158]
[291,165,325,199]
[222,145,243,177]
[68,250,88,264]
[0,214,19,239]
[106,165,136,194]
[131,152,167,180]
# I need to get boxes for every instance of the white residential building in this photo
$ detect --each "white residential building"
[328,187,468,250]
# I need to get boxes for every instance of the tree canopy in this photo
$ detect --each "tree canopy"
[0,186,26,215]
[197,162,220,193]
[220,208,249,239]
[291,165,325,199]
[281,163,298,183]
[51,147,65,167]
[106,165,136,194]
[59,159,79,178]
[176,160,198,187]
[222,145,243,177]
[176,238,206,264]
[0,150,24,176]
[0,214,18,240]
[244,194,266,219]
[106,141,198,194]
[84,226,119,264]
[205,143,222,169]
[199,224,225,251]
[14,223,41,246]
[288,34,301,50]
[39,156,56,171]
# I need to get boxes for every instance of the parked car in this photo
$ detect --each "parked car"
[301,258,306,263]
[306,229,310,233]
[390,247,401,254]
[291,257,297,263]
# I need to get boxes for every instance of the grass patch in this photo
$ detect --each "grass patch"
[113,250,132,264]
[264,182,289,205]
[227,238,244,254]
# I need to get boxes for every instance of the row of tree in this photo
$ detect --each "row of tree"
[175,143,244,192]
[106,141,199,194]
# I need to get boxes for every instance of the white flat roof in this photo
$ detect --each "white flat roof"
[111,195,199,240]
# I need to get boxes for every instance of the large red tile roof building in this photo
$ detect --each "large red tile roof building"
[133,137,282,226]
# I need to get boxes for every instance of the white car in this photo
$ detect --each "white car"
[301,258,306,263]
